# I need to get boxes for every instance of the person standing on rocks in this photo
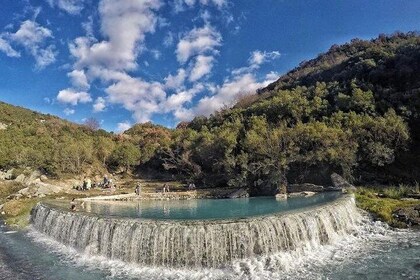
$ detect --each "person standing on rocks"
[86,178,91,190]
[135,184,141,195]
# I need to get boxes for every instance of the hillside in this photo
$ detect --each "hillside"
[1,32,419,195]
[166,32,420,194]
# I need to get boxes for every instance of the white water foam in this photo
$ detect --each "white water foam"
[27,216,419,280]
[26,196,420,279]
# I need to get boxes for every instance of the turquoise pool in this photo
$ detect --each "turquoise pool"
[48,192,342,220]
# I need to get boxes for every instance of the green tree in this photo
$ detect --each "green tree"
[109,142,141,172]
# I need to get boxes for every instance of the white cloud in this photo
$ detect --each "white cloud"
[202,0,227,8]
[116,121,132,133]
[93,97,106,112]
[69,0,162,71]
[57,88,92,105]
[174,0,227,12]
[232,50,281,76]
[68,69,90,90]
[0,20,57,68]
[10,20,53,46]
[105,75,166,123]
[81,16,94,37]
[249,50,281,67]
[47,0,85,15]
[163,31,174,47]
[63,108,75,115]
[34,45,57,68]
[0,37,20,57]
[164,68,186,89]
[176,25,221,63]
[61,0,163,121]
[173,107,195,121]
[164,83,203,112]
[190,71,279,118]
[189,55,213,81]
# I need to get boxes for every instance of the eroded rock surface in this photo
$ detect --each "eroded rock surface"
[288,183,324,193]
[330,173,356,191]
[393,205,420,227]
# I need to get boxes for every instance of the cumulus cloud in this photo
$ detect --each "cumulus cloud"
[46,0,85,15]
[68,69,90,90]
[60,0,163,121]
[164,83,203,111]
[249,50,280,66]
[93,97,106,112]
[0,20,57,68]
[164,68,186,89]
[0,37,20,57]
[192,72,278,117]
[232,50,281,76]
[116,121,132,133]
[57,88,92,105]
[189,55,214,81]
[176,25,221,63]
[63,108,75,115]
[55,0,277,126]
[105,75,166,122]
[69,0,162,71]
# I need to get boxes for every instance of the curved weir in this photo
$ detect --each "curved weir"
[30,195,361,268]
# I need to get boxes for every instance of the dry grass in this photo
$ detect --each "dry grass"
[1,198,39,228]
[0,181,25,202]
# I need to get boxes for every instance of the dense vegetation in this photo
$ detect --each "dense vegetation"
[0,103,169,178]
[0,32,419,195]
[161,32,420,194]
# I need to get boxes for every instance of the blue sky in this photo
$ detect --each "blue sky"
[0,0,419,132]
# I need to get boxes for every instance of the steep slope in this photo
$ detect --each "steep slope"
[0,102,113,177]
[166,32,420,193]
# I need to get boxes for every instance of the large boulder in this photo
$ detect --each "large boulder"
[288,183,324,193]
[14,174,26,183]
[17,182,63,198]
[330,173,356,191]
[0,169,14,180]
[228,188,249,199]
[26,170,42,185]
[393,205,420,227]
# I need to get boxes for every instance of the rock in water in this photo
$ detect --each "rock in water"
[330,173,356,191]
[275,193,288,200]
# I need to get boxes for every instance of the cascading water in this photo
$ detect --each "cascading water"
[30,195,362,268]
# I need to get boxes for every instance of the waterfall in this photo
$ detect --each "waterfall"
[30,195,362,268]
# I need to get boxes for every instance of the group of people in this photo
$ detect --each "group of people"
[75,177,91,191]
[75,175,115,191]
[100,175,114,188]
